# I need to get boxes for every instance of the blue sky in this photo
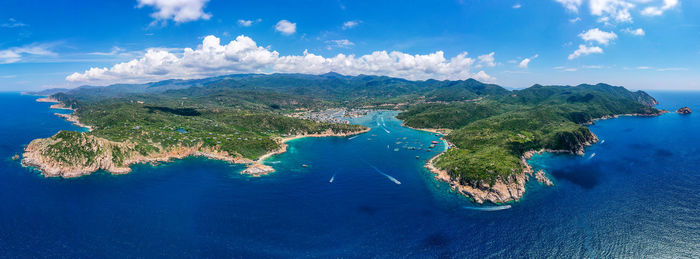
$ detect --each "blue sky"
[0,0,698,91]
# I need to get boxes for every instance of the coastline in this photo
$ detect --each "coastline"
[36,97,94,131]
[22,141,254,178]
[420,111,665,205]
[25,97,370,178]
[243,127,371,176]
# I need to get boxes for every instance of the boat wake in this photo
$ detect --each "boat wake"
[348,135,359,140]
[367,164,401,185]
[463,205,512,211]
[382,127,391,134]
[329,173,336,183]
[600,140,605,144]
[588,153,596,159]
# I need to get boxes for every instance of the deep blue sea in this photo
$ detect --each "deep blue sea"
[0,92,698,258]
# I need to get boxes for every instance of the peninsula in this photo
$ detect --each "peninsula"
[24,73,662,204]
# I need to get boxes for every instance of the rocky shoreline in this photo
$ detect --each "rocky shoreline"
[425,147,563,204]
[36,97,93,131]
[584,111,668,125]
[422,128,595,204]
[25,98,370,178]
[422,111,668,204]
[22,136,253,178]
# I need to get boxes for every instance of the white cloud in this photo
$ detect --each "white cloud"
[237,19,261,27]
[137,0,211,24]
[657,67,687,71]
[477,52,496,67]
[326,39,355,49]
[66,35,495,85]
[579,28,618,45]
[641,0,679,16]
[0,44,56,64]
[342,20,360,30]
[622,27,645,36]
[513,4,522,9]
[556,0,584,12]
[589,0,635,23]
[1,18,27,28]
[518,54,538,68]
[568,44,604,59]
[275,20,297,35]
[570,17,582,23]
[555,0,681,24]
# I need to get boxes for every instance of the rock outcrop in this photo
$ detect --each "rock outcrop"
[677,107,692,115]
[241,163,275,176]
[534,170,554,186]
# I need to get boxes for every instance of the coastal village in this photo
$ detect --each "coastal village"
[285,108,371,124]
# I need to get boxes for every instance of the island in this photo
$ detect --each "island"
[677,107,692,114]
[24,73,663,204]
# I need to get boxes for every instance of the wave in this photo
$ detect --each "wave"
[463,205,512,211]
[367,164,401,185]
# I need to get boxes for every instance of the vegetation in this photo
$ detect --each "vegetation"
[33,74,660,183]
[399,83,661,185]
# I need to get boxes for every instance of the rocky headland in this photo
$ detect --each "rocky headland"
[423,110,673,204]
[424,124,601,204]
[24,98,370,178]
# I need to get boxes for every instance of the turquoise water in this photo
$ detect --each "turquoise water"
[0,92,698,257]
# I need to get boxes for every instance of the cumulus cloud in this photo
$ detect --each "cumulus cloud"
[568,44,604,59]
[622,27,645,36]
[137,0,211,24]
[0,44,56,64]
[518,54,538,68]
[477,52,496,67]
[237,18,261,27]
[579,28,618,45]
[65,35,495,85]
[589,0,636,23]
[556,0,583,12]
[641,0,679,16]
[342,20,360,30]
[555,0,681,23]
[275,20,296,35]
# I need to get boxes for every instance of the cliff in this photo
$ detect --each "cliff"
[22,131,251,177]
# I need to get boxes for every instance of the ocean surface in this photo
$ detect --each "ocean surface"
[0,92,698,257]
